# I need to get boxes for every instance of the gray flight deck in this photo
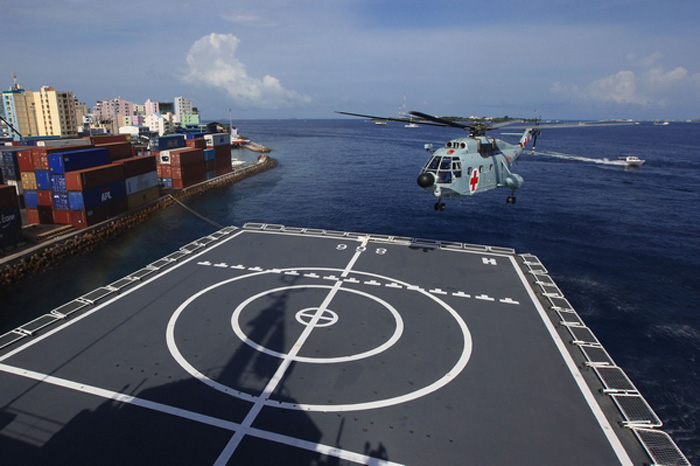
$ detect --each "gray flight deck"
[0,224,690,465]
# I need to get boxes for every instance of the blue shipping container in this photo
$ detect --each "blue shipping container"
[48,148,110,174]
[204,149,216,161]
[52,192,70,210]
[155,135,185,151]
[24,190,39,209]
[1,165,19,181]
[35,170,52,189]
[68,180,126,211]
[51,174,67,192]
[161,178,173,188]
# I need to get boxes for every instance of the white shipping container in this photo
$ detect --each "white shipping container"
[204,133,231,147]
[125,171,159,195]
[158,147,190,165]
[37,138,90,147]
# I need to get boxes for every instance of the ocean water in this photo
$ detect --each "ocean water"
[1,119,699,461]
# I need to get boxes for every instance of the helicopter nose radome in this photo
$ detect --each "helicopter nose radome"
[417,172,435,188]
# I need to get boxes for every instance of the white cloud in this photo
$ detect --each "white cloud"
[182,33,311,109]
[550,53,700,110]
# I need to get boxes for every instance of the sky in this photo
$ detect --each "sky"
[3,0,700,121]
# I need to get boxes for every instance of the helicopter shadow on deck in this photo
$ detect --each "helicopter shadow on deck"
[0,272,394,465]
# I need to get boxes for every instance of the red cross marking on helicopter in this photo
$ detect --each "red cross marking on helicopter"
[470,169,480,193]
[447,149,455,155]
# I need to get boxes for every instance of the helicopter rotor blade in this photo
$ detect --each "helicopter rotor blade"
[408,111,471,129]
[335,111,447,127]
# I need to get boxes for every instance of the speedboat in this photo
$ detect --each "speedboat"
[618,155,645,166]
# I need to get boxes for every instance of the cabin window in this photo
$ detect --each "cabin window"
[453,161,462,178]
[479,166,484,173]
[489,164,493,171]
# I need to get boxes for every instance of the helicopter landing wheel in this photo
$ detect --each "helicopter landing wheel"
[434,202,446,211]
[506,196,516,204]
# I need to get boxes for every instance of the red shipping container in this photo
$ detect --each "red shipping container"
[31,145,93,170]
[65,164,124,191]
[205,160,216,171]
[53,209,72,225]
[213,145,230,158]
[172,174,206,189]
[90,134,128,145]
[114,155,156,178]
[16,150,35,172]
[185,138,207,149]
[171,162,205,180]
[37,189,53,207]
[216,166,232,176]
[95,142,133,161]
[169,148,204,166]
[26,207,54,225]
[215,155,232,169]
[157,164,172,178]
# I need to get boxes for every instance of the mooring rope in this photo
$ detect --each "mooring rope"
[167,194,224,229]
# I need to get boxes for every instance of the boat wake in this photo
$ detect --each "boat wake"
[533,150,641,167]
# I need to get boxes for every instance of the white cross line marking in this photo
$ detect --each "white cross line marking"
[215,245,367,465]
[0,363,403,466]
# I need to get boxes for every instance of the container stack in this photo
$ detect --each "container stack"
[10,134,160,230]
[0,184,23,249]
[0,147,27,207]
[156,133,232,188]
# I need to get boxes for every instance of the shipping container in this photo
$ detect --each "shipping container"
[161,178,173,188]
[155,134,185,151]
[204,133,231,147]
[90,134,129,145]
[0,206,23,249]
[68,180,126,211]
[52,192,70,210]
[70,198,127,230]
[37,189,52,207]
[171,162,206,180]
[51,174,67,192]
[52,209,72,225]
[0,184,19,209]
[172,174,206,189]
[185,138,207,149]
[159,148,204,166]
[36,138,90,147]
[31,145,97,170]
[156,164,172,178]
[1,165,18,182]
[126,185,160,210]
[65,164,124,192]
[205,160,216,172]
[26,206,54,225]
[95,142,133,161]
[113,155,156,178]
[186,132,207,140]
[21,172,37,190]
[125,171,159,196]
[213,145,230,158]
[35,170,52,190]
[16,151,34,172]
[204,149,216,161]
[24,190,39,209]
[48,147,110,174]
[4,180,24,208]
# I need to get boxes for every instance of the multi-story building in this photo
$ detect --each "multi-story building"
[144,98,159,116]
[2,83,80,138]
[145,112,175,136]
[93,97,135,123]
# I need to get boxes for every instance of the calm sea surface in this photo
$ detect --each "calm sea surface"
[2,119,699,461]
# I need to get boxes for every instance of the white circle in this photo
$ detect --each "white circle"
[166,267,472,412]
[231,284,404,364]
[295,308,338,327]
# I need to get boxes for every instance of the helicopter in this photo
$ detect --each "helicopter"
[337,110,630,210]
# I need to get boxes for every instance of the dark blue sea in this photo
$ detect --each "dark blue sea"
[2,119,699,461]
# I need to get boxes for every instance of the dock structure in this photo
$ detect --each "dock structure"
[0,224,690,465]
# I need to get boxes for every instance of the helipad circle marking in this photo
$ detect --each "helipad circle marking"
[166,267,472,412]
[295,307,338,327]
[231,284,404,364]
